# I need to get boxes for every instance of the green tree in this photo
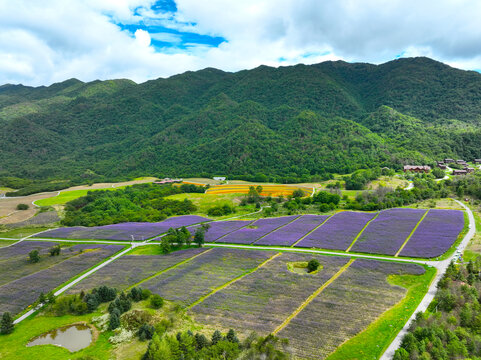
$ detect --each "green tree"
[109,310,120,330]
[194,230,205,247]
[307,259,320,273]
[16,203,29,210]
[150,294,164,309]
[29,249,40,263]
[0,312,14,335]
[211,330,222,345]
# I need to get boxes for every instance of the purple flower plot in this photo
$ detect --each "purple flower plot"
[35,215,211,241]
[296,211,376,250]
[255,215,328,246]
[189,220,254,242]
[351,208,427,256]
[217,216,299,244]
[399,209,464,258]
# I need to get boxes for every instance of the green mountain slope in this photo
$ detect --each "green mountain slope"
[0,57,480,180]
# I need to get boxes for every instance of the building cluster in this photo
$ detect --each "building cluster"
[403,165,431,173]
[437,158,478,176]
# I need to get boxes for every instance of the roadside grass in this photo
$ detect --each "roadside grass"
[326,266,436,360]
[406,198,464,210]
[0,239,17,247]
[464,209,481,262]
[0,226,53,239]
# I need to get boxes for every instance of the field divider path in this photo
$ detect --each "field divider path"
[273,258,356,335]
[394,210,429,257]
[290,215,332,247]
[346,211,380,252]
[188,252,281,309]
[126,248,213,290]
[251,216,302,244]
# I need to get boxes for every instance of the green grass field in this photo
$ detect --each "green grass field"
[0,226,53,239]
[35,188,124,207]
[326,266,436,360]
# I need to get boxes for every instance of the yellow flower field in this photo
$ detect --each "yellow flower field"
[205,184,313,197]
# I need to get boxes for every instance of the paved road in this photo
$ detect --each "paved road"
[380,199,475,359]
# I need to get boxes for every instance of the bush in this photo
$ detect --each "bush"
[28,249,40,263]
[307,259,320,273]
[122,310,152,330]
[16,203,29,210]
[138,323,155,341]
[49,245,61,256]
[150,294,164,309]
[50,295,88,316]
[207,204,235,216]
[0,312,14,335]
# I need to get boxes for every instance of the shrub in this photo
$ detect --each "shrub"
[307,259,320,273]
[141,289,152,300]
[51,295,88,316]
[150,294,164,309]
[0,312,14,335]
[16,203,29,210]
[122,310,152,330]
[49,245,61,256]
[28,249,40,263]
[138,323,155,341]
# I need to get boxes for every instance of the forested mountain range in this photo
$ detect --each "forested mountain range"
[1,56,481,181]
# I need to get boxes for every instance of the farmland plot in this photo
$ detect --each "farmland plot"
[191,253,350,334]
[0,241,92,287]
[278,259,425,359]
[217,216,299,244]
[142,248,276,306]
[68,248,207,293]
[0,244,124,316]
[255,215,328,246]
[351,208,427,255]
[36,215,210,241]
[399,209,464,258]
[297,211,375,250]
[189,220,254,242]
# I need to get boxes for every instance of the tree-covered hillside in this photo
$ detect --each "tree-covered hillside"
[1,57,481,181]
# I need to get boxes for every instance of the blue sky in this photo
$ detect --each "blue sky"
[117,1,225,51]
[1,0,481,86]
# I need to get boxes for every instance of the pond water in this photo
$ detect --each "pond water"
[27,324,92,352]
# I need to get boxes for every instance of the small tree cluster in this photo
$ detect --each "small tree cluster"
[307,259,320,273]
[108,293,132,330]
[49,245,61,256]
[129,287,151,302]
[160,227,192,253]
[0,312,14,335]
[28,249,40,263]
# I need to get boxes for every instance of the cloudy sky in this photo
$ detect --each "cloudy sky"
[1,0,481,86]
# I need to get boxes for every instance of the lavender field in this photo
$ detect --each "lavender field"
[399,209,464,258]
[189,220,254,242]
[351,208,427,255]
[255,215,328,246]
[142,248,276,306]
[0,244,124,315]
[35,215,210,241]
[217,216,299,244]
[0,241,89,287]
[191,253,350,334]
[68,248,207,293]
[278,259,425,359]
[296,211,375,250]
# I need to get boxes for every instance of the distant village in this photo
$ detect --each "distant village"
[404,158,481,175]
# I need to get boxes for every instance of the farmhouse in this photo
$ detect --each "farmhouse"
[437,164,447,170]
[474,159,481,164]
[213,176,226,181]
[444,158,455,164]
[453,169,467,175]
[403,165,431,173]
[457,159,467,165]
[466,167,475,173]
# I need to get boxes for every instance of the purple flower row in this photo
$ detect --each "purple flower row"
[296,211,375,250]
[351,208,427,255]
[0,244,124,316]
[36,215,211,241]
[217,216,299,244]
[190,220,254,242]
[256,215,328,246]
[399,209,464,258]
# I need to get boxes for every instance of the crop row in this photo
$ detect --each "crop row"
[35,215,210,241]
[0,243,124,315]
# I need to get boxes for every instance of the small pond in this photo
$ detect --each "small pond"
[27,324,92,352]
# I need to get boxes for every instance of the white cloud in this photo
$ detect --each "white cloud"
[1,0,481,86]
